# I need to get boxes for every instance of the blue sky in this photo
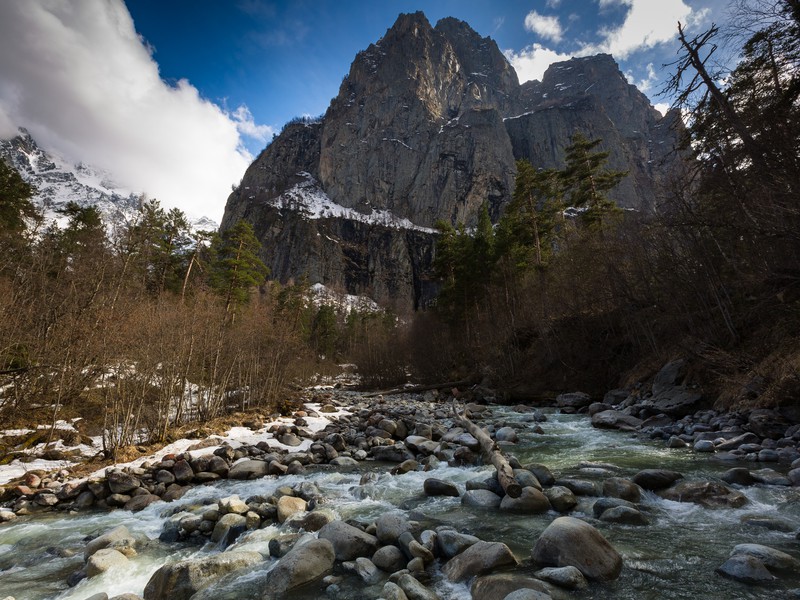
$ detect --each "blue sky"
[0,0,730,221]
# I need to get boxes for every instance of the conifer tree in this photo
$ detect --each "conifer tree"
[209,220,269,319]
[561,133,627,228]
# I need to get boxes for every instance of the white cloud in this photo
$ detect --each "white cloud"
[584,0,693,59]
[546,0,563,8]
[230,105,275,144]
[524,11,564,43]
[625,62,658,92]
[504,44,574,83]
[0,0,267,222]
[653,102,671,116]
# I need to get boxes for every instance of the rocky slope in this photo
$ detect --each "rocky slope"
[222,12,684,309]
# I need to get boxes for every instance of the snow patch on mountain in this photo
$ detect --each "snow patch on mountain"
[272,172,437,234]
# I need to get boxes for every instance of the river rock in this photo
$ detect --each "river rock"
[667,435,688,448]
[602,477,641,502]
[658,480,747,508]
[555,392,592,410]
[211,513,247,545]
[107,472,140,494]
[693,439,715,452]
[747,409,791,440]
[86,548,128,577]
[228,459,269,480]
[554,478,598,496]
[466,475,504,495]
[372,443,415,463]
[381,582,409,600]
[716,555,776,584]
[591,410,642,431]
[513,469,542,490]
[503,591,552,600]
[631,469,683,491]
[84,525,137,560]
[277,495,307,523]
[495,427,518,443]
[423,478,459,497]
[721,467,756,485]
[789,468,800,486]
[731,543,800,571]
[376,513,412,544]
[716,432,761,451]
[171,460,194,484]
[532,516,623,581]
[124,493,160,512]
[405,436,439,455]
[750,468,790,486]
[373,544,407,572]
[471,574,552,600]
[534,565,587,590]
[442,540,518,582]
[290,508,334,532]
[523,464,555,486]
[544,486,578,513]
[395,573,439,600]
[599,505,648,525]
[143,551,262,600]
[499,487,550,513]
[219,495,249,515]
[461,489,502,508]
[318,520,379,561]
[262,538,335,599]
[435,527,481,559]
[592,497,637,518]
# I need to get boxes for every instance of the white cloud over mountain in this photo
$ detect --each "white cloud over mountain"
[524,10,564,43]
[0,0,268,221]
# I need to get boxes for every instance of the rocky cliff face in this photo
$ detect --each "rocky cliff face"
[222,12,684,309]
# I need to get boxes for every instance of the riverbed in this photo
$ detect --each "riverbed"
[1,402,798,600]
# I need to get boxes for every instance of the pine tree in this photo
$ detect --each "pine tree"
[496,160,562,270]
[561,133,626,228]
[209,220,269,319]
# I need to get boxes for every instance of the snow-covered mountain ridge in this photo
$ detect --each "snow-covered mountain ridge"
[0,129,217,232]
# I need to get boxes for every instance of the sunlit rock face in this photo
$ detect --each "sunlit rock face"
[221,12,684,309]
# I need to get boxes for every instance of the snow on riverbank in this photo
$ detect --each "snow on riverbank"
[0,402,352,485]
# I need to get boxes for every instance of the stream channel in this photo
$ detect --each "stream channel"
[1,400,799,600]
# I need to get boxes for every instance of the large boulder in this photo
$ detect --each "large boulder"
[730,544,800,572]
[591,411,642,431]
[107,472,141,495]
[372,444,415,463]
[657,480,747,509]
[84,525,137,561]
[435,528,481,559]
[461,489,502,508]
[531,517,623,581]
[86,548,129,578]
[143,551,262,600]
[499,487,550,513]
[318,520,379,561]
[555,392,592,411]
[443,541,518,582]
[375,513,412,544]
[262,539,335,599]
[631,469,683,491]
[716,555,776,584]
[228,459,270,480]
[471,574,552,600]
[276,496,307,523]
[747,409,791,440]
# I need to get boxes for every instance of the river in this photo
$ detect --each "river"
[1,403,798,599]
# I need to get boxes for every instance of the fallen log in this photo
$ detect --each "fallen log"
[453,403,522,498]
[363,379,475,398]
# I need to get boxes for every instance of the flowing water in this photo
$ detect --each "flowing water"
[1,407,799,599]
